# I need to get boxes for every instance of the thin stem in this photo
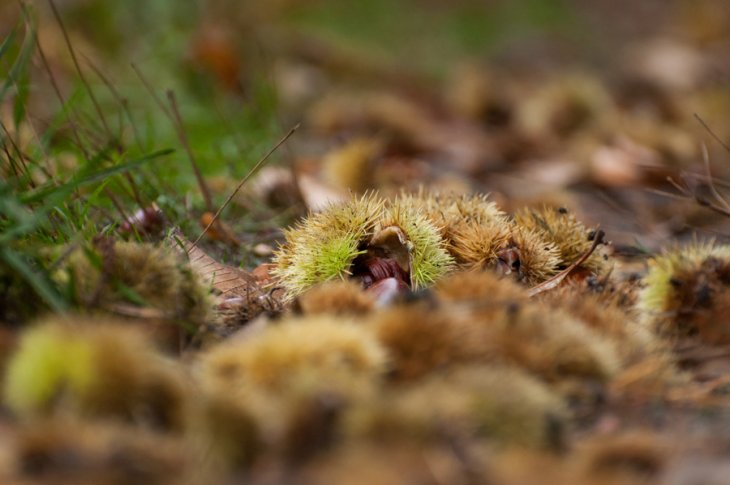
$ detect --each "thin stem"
[167,89,214,212]
[36,38,88,159]
[193,123,300,246]
[695,113,730,153]
[48,0,113,144]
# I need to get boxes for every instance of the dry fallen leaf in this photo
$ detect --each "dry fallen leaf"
[170,228,255,297]
[170,229,282,329]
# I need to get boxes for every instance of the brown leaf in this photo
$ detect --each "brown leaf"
[170,228,256,297]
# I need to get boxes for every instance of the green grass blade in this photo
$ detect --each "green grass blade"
[0,28,17,65]
[13,75,30,128]
[0,14,36,102]
[20,148,174,204]
[0,149,173,243]
[0,247,67,311]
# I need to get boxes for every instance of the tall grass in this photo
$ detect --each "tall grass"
[0,3,282,321]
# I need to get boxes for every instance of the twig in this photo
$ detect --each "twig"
[668,174,730,219]
[699,201,730,219]
[130,63,172,119]
[193,123,300,246]
[645,187,692,201]
[128,64,183,197]
[682,171,730,190]
[120,98,145,152]
[701,143,730,211]
[76,58,148,207]
[166,90,214,212]
[22,109,54,180]
[134,66,214,209]
[82,54,128,148]
[695,113,730,153]
[666,175,690,195]
[0,119,33,186]
[103,187,131,224]
[47,0,113,145]
[528,230,606,297]
[88,78,143,203]
[35,37,89,159]
[1,142,23,180]
[83,54,145,159]
[74,110,111,152]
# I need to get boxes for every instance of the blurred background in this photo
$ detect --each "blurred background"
[2,0,730,253]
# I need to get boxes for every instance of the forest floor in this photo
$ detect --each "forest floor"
[3,1,730,484]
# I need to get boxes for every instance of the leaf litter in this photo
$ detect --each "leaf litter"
[3,1,730,483]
